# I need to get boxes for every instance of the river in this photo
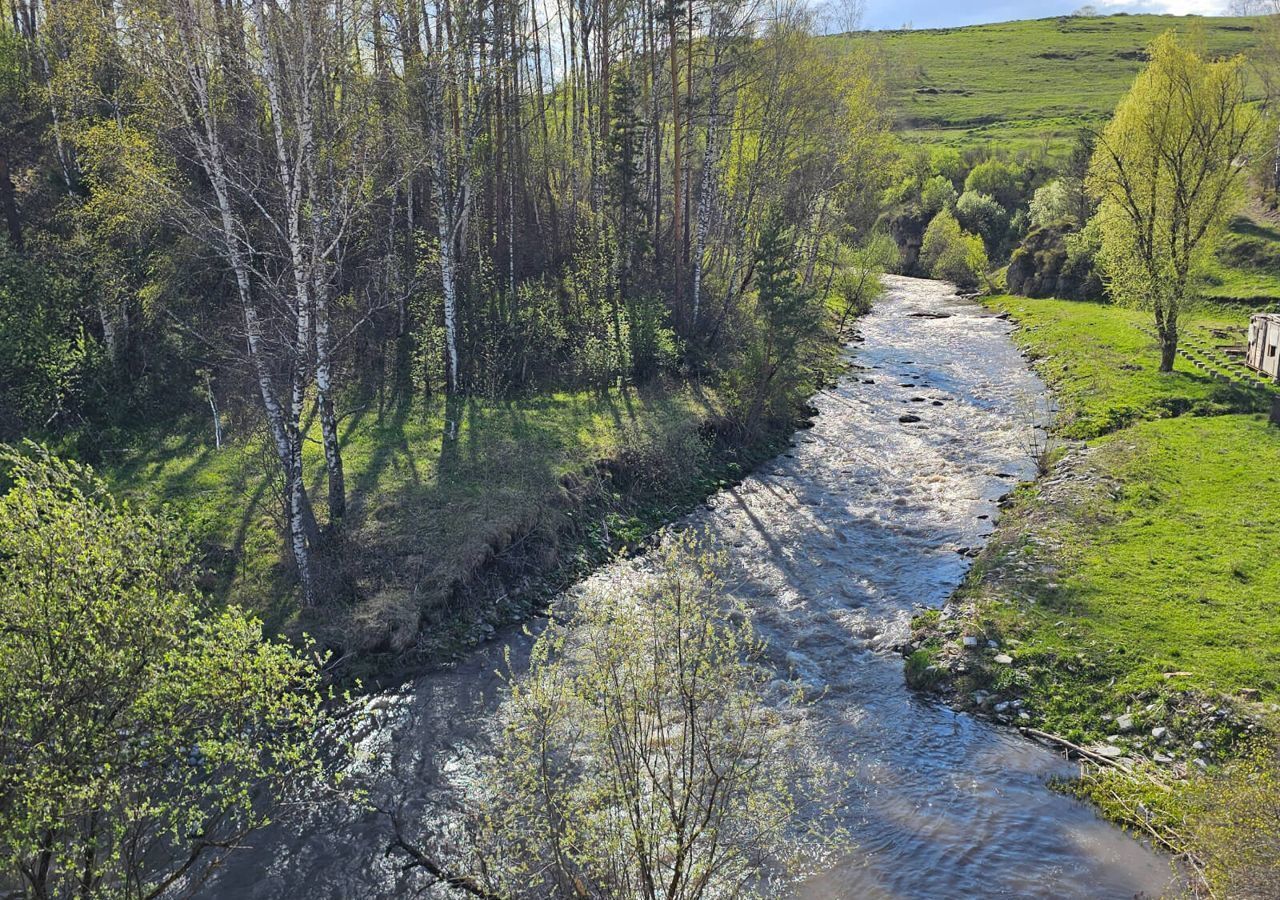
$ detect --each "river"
[206,276,1171,899]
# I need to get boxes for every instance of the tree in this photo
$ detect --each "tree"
[920,207,986,289]
[1027,180,1076,230]
[955,190,1009,253]
[834,231,898,335]
[929,145,966,188]
[736,211,823,432]
[963,158,1023,209]
[1088,31,1256,372]
[919,174,958,218]
[455,534,835,898]
[1253,1,1280,197]
[0,447,344,899]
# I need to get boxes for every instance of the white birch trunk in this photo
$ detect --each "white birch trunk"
[171,5,316,604]
[253,0,319,604]
[691,39,724,331]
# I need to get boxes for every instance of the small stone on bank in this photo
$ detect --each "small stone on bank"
[993,653,1013,665]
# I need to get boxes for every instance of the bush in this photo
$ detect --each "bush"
[955,190,1009,255]
[920,209,988,290]
[0,246,88,439]
[468,534,836,898]
[1189,747,1280,897]
[0,447,343,898]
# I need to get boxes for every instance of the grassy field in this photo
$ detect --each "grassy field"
[909,295,1279,753]
[833,14,1269,152]
[1203,208,1280,306]
[83,381,738,663]
[906,294,1280,884]
[984,295,1270,439]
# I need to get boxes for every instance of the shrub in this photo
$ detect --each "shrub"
[0,245,87,439]
[468,534,837,898]
[0,447,344,898]
[1189,747,1280,897]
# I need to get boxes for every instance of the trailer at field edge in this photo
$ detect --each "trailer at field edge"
[1245,314,1280,383]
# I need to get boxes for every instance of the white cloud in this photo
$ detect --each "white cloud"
[1092,0,1232,14]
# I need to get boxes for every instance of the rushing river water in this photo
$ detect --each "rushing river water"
[207,276,1172,899]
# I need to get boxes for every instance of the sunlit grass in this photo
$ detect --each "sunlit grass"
[835,13,1268,153]
[89,381,721,632]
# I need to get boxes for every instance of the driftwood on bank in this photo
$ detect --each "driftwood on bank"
[1020,727,1136,773]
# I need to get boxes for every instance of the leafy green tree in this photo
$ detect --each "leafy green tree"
[929,145,966,188]
[964,158,1024,209]
[0,447,345,899]
[920,208,987,290]
[920,174,958,218]
[1027,180,1075,229]
[955,190,1009,254]
[1088,32,1256,371]
[834,231,899,335]
[921,175,962,218]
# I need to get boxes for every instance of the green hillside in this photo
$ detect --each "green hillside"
[834,14,1268,151]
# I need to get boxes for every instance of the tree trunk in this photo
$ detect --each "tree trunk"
[691,39,722,331]
[1159,335,1177,372]
[0,152,21,250]
[437,180,462,395]
[667,9,681,309]
[315,286,346,521]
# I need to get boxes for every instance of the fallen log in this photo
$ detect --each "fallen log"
[1020,727,1135,774]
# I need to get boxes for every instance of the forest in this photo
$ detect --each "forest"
[2,1,1280,898]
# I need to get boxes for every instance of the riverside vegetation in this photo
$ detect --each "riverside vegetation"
[901,12,1280,897]
[1,0,891,893]
[4,2,1280,898]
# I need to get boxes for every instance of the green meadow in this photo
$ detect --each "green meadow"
[837,14,1269,152]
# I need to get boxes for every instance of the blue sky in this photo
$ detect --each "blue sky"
[860,0,1233,30]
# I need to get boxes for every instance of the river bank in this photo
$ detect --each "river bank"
[906,293,1280,892]
[201,276,1169,899]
